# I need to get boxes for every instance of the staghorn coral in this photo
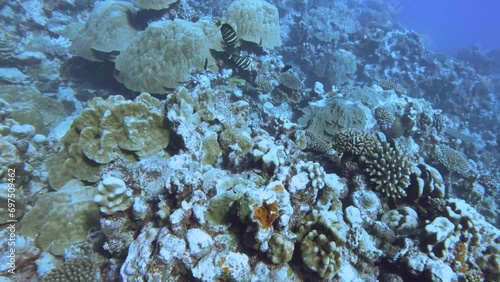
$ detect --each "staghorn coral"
[332,129,380,156]
[360,141,413,198]
[295,211,347,279]
[43,259,95,282]
[47,93,169,189]
[70,0,138,62]
[114,19,217,93]
[224,0,282,48]
[432,144,471,177]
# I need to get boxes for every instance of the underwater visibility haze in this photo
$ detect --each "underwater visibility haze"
[0,0,499,281]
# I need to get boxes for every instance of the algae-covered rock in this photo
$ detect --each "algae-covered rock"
[20,180,100,256]
[47,93,169,189]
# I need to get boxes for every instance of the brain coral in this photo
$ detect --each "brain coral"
[47,93,169,189]
[114,19,218,93]
[224,0,282,48]
[70,0,138,62]
[360,142,413,198]
[131,0,177,10]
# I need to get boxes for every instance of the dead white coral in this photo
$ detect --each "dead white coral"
[94,177,133,215]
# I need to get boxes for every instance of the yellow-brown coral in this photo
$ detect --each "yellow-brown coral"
[252,201,279,229]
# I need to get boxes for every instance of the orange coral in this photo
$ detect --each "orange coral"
[455,241,468,273]
[252,201,279,229]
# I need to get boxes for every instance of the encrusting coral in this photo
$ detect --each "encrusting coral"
[43,259,95,282]
[20,180,100,256]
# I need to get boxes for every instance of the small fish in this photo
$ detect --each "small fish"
[281,64,292,72]
[204,58,208,70]
[217,20,238,46]
[229,54,251,71]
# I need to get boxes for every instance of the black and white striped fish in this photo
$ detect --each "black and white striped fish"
[217,20,238,46]
[229,54,251,71]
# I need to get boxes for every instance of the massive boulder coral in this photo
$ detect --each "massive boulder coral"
[224,0,282,48]
[131,0,177,10]
[114,19,218,93]
[46,93,169,189]
[20,180,100,256]
[70,0,138,62]
[298,98,370,142]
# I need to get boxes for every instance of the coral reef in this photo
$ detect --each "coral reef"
[4,1,500,281]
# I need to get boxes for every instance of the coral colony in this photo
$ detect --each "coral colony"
[0,0,499,281]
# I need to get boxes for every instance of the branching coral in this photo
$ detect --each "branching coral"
[295,211,347,279]
[360,142,413,198]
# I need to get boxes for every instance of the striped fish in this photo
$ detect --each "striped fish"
[220,23,238,46]
[229,54,251,71]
